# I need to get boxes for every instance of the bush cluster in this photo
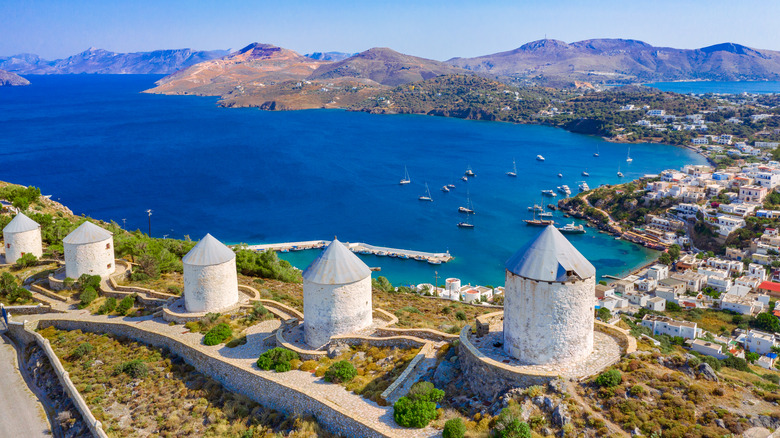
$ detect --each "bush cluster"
[79,287,98,308]
[70,342,93,359]
[0,185,41,210]
[98,297,117,314]
[234,247,301,283]
[324,360,357,383]
[393,381,444,428]
[14,253,38,269]
[114,359,148,378]
[443,418,466,438]
[595,369,622,388]
[0,272,33,304]
[116,295,135,315]
[256,347,299,372]
[203,323,232,346]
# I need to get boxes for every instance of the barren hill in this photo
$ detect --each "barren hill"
[144,43,327,96]
[446,38,780,83]
[0,69,29,86]
[307,47,468,86]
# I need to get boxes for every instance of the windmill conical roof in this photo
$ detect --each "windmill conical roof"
[3,212,40,234]
[303,239,370,284]
[182,234,235,266]
[63,221,113,245]
[505,225,595,282]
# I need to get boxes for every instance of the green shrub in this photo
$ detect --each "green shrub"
[455,310,467,321]
[721,355,749,371]
[203,323,232,346]
[256,347,299,372]
[443,418,466,438]
[114,359,148,378]
[77,274,102,292]
[407,381,444,403]
[687,356,702,368]
[496,419,531,438]
[595,369,622,388]
[14,253,38,269]
[702,355,722,371]
[79,286,98,308]
[393,396,437,428]
[233,247,302,283]
[97,297,117,314]
[324,360,357,383]
[70,342,93,359]
[629,384,645,396]
[116,295,135,315]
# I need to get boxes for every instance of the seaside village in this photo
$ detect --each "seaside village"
[1,189,780,436]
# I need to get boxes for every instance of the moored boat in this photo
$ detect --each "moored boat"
[524,219,554,226]
[464,165,475,177]
[536,155,545,161]
[400,165,411,185]
[441,185,450,192]
[506,158,517,177]
[541,189,557,197]
[419,183,433,201]
[558,222,586,234]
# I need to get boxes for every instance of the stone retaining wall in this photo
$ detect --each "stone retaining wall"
[31,282,68,302]
[4,304,59,315]
[374,327,458,343]
[373,308,398,325]
[380,342,433,402]
[258,299,303,320]
[6,321,108,438]
[30,318,390,437]
[46,269,67,291]
[458,325,558,401]
[474,311,504,337]
[107,277,176,301]
[594,321,636,355]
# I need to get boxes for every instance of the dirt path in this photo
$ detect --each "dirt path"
[0,333,52,438]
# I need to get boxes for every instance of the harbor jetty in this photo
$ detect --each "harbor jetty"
[244,240,453,264]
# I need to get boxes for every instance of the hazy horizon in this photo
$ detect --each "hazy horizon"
[2,0,779,60]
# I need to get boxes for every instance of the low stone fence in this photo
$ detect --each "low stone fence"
[275,325,327,361]
[458,325,558,400]
[332,334,429,350]
[474,311,504,337]
[258,299,303,320]
[373,308,398,325]
[47,268,66,291]
[31,282,69,302]
[4,303,59,315]
[5,321,108,438]
[31,318,391,437]
[374,327,458,343]
[594,321,636,355]
[380,342,433,402]
[107,277,176,301]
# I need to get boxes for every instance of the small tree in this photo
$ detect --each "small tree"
[79,286,98,308]
[324,360,357,383]
[14,253,37,269]
[203,323,232,346]
[443,418,466,438]
[595,369,622,388]
[116,295,135,315]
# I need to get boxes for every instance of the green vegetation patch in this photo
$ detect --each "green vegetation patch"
[256,347,299,372]
[203,323,233,346]
[393,381,444,428]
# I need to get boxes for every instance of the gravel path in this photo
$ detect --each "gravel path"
[0,332,52,438]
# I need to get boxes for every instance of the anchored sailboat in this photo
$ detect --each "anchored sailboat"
[626,147,633,163]
[399,166,411,185]
[506,158,517,177]
[419,183,433,201]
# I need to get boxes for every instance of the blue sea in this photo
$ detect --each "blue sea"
[0,75,708,286]
[646,81,780,95]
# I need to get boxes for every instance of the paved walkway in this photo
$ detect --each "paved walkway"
[0,332,52,438]
[16,310,438,437]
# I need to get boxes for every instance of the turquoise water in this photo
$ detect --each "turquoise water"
[646,81,780,95]
[0,75,707,286]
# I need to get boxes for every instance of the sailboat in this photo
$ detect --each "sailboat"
[594,146,600,157]
[399,166,411,185]
[457,213,474,228]
[506,159,517,177]
[617,165,624,178]
[419,183,433,201]
[626,147,633,163]
[557,172,563,178]
[524,204,554,226]
[459,192,475,214]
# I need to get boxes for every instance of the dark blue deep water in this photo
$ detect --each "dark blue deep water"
[0,75,708,286]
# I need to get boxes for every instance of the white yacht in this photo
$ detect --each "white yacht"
[399,165,411,185]
[541,189,557,197]
[459,192,475,214]
[536,155,545,161]
[578,181,590,192]
[419,183,433,201]
[557,185,571,195]
[464,165,475,177]
[593,146,600,157]
[617,165,624,178]
[582,169,590,177]
[557,172,563,178]
[441,185,450,192]
[558,223,586,234]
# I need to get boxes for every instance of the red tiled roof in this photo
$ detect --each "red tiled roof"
[773,310,780,317]
[759,281,780,292]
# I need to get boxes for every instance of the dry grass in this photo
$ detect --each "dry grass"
[39,326,333,437]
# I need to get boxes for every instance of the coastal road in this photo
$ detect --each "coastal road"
[0,332,52,437]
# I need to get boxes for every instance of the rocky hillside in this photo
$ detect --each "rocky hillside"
[305,51,354,62]
[0,48,228,74]
[144,43,327,96]
[446,38,780,83]
[308,47,468,86]
[0,69,29,86]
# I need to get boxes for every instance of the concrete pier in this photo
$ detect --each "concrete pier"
[242,240,453,264]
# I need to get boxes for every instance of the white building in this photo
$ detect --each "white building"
[503,226,595,365]
[642,314,699,340]
[747,263,767,281]
[2,212,43,264]
[715,215,745,236]
[746,330,778,355]
[444,278,461,301]
[182,234,239,314]
[645,296,666,312]
[302,239,373,348]
[647,264,669,281]
[690,339,727,359]
[62,221,115,279]
[720,293,760,315]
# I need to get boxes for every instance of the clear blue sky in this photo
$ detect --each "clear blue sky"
[2,0,779,60]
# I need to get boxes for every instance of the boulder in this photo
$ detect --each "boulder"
[551,404,571,428]
[548,378,567,394]
[697,363,719,382]
[715,419,726,429]
[433,357,459,388]
[327,342,350,359]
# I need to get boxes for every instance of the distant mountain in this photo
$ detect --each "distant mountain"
[446,38,780,83]
[308,47,468,86]
[305,52,355,62]
[0,69,29,86]
[145,43,327,95]
[0,48,229,75]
